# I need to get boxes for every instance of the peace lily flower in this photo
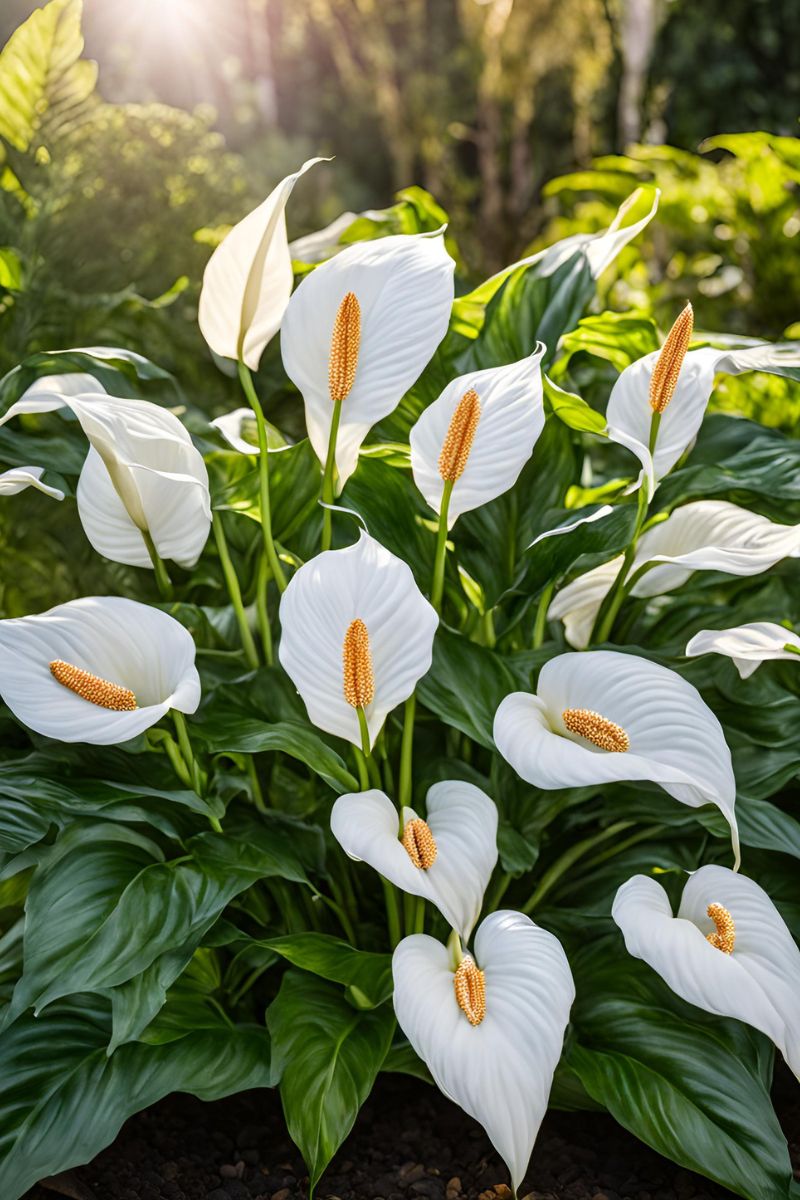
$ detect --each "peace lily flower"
[0,596,200,745]
[198,157,324,370]
[493,649,739,866]
[409,348,546,529]
[278,531,438,750]
[281,231,455,493]
[331,781,498,941]
[607,306,800,497]
[393,911,575,1192]
[613,866,800,1077]
[686,622,800,679]
[548,500,800,650]
[211,407,263,455]
[0,465,63,501]
[0,373,211,569]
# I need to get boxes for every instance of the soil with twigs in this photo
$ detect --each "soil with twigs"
[27,1070,800,1200]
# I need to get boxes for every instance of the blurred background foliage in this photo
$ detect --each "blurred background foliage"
[0,0,798,413]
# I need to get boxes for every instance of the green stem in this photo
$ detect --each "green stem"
[237,360,287,591]
[382,876,402,948]
[398,694,415,810]
[255,552,273,666]
[213,514,260,670]
[522,820,634,914]
[172,711,220,832]
[353,747,370,791]
[142,529,173,601]
[484,869,512,913]
[430,479,453,611]
[321,398,343,551]
[316,890,358,944]
[412,895,425,934]
[533,581,555,649]
[246,755,267,813]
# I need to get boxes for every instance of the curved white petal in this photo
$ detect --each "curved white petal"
[393,911,574,1191]
[613,868,800,1076]
[198,157,324,370]
[281,232,455,488]
[1,385,211,568]
[278,531,438,748]
[77,448,150,567]
[289,211,359,264]
[608,341,800,491]
[0,596,200,745]
[494,651,738,864]
[528,504,616,550]
[686,622,800,679]
[547,557,620,649]
[210,408,261,455]
[631,501,800,597]
[331,782,498,940]
[409,349,545,526]
[0,465,63,501]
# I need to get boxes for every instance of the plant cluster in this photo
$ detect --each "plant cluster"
[2,16,800,1200]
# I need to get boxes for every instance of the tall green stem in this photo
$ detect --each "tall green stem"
[237,360,287,592]
[522,820,633,914]
[213,514,260,670]
[142,530,173,601]
[430,479,453,612]
[320,398,343,551]
[172,711,220,832]
[255,552,273,665]
[533,581,554,648]
[398,695,415,810]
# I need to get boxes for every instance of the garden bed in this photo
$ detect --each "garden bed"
[28,1072,800,1200]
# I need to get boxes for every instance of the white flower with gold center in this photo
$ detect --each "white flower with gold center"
[607,309,800,497]
[613,866,800,1078]
[548,500,800,650]
[409,348,546,528]
[198,157,324,370]
[686,622,800,678]
[493,649,739,866]
[0,596,200,744]
[331,781,498,941]
[392,911,575,1192]
[0,373,211,569]
[278,531,438,749]
[281,231,455,490]
[0,465,63,501]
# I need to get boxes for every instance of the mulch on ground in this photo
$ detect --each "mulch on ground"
[28,1070,800,1200]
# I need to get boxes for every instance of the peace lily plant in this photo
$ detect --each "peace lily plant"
[1,152,800,1200]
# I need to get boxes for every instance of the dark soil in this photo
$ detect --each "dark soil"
[27,1072,800,1200]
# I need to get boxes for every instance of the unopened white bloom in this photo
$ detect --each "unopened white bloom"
[0,374,211,568]
[281,231,455,489]
[331,782,498,941]
[548,500,800,650]
[494,649,739,866]
[198,157,324,369]
[0,596,200,745]
[613,866,800,1077]
[686,622,800,678]
[278,531,438,749]
[0,465,63,501]
[410,349,545,527]
[393,911,574,1192]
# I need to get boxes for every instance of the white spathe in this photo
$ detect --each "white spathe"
[686,622,800,679]
[281,231,455,489]
[613,866,800,1077]
[493,649,739,866]
[607,341,800,497]
[331,782,498,941]
[0,374,211,568]
[211,407,262,455]
[0,596,200,745]
[393,911,575,1192]
[198,157,324,370]
[409,348,546,527]
[0,465,63,501]
[549,500,800,649]
[278,531,438,749]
